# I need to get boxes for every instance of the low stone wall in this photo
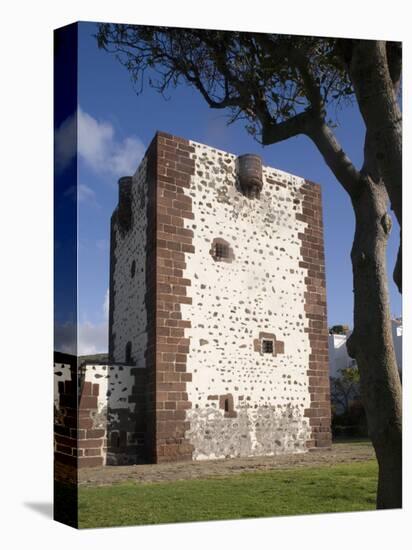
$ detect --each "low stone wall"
[54,355,79,480]
[54,360,147,468]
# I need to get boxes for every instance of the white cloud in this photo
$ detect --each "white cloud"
[78,107,145,177]
[78,184,96,202]
[103,288,109,319]
[54,112,76,173]
[54,107,145,178]
[78,289,110,355]
[63,183,97,204]
[54,321,76,355]
[77,108,113,172]
[54,320,108,356]
[78,321,108,355]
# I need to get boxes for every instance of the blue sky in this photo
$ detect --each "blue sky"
[72,21,401,354]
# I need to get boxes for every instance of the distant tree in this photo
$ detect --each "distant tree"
[330,366,361,415]
[330,366,367,438]
[329,325,350,335]
[96,26,402,509]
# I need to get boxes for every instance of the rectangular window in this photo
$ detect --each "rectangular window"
[215,242,229,259]
[261,339,274,354]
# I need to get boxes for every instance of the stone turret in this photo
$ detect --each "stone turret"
[237,154,263,198]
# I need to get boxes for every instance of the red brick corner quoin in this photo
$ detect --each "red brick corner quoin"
[146,132,196,463]
[297,180,332,450]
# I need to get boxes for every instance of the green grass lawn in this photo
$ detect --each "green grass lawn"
[78,460,378,529]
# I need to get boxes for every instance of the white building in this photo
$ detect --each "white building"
[392,318,403,372]
[328,332,356,378]
[107,131,333,462]
[328,318,402,378]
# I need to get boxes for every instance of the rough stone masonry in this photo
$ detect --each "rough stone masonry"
[54,131,331,468]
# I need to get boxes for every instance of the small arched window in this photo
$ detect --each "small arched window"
[210,238,234,263]
[130,260,136,278]
[125,341,132,363]
[215,242,229,260]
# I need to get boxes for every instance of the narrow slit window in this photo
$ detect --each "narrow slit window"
[125,341,132,363]
[224,398,230,412]
[262,339,274,354]
[131,259,136,278]
[111,431,120,448]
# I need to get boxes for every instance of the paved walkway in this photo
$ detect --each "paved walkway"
[78,440,375,487]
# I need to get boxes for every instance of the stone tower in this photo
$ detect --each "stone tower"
[108,131,331,463]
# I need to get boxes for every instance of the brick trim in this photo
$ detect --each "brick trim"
[144,135,158,462]
[148,132,196,462]
[297,180,332,450]
[54,352,79,483]
[54,362,106,470]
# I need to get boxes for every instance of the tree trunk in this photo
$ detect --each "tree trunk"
[308,119,402,509]
[346,176,402,509]
[347,40,402,293]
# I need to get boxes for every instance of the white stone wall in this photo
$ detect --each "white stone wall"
[111,159,148,364]
[181,141,313,459]
[54,362,137,419]
[54,361,72,411]
[83,364,141,414]
[83,364,145,465]
[54,361,145,466]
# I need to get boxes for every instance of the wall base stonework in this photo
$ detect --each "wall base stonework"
[186,404,310,460]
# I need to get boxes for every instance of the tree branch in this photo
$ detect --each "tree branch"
[185,69,242,109]
[253,34,323,114]
[259,111,311,144]
[307,118,362,197]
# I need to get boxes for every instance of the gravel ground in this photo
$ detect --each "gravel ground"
[78,440,375,487]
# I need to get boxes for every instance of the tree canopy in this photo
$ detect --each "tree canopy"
[96,27,401,281]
